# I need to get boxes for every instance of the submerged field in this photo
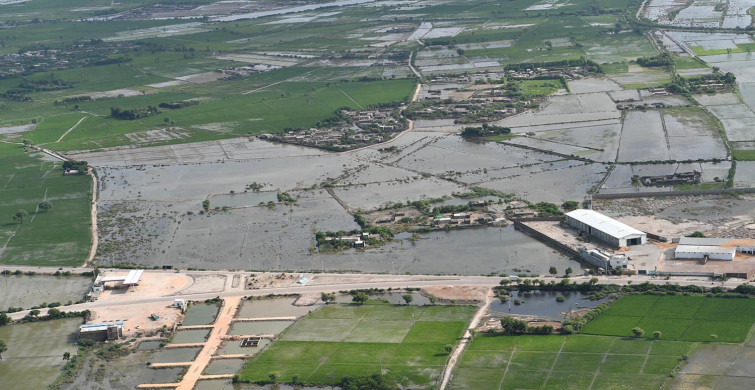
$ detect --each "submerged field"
[237,303,476,387]
[0,143,91,267]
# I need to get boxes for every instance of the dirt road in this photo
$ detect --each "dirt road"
[439,288,494,390]
[175,296,242,390]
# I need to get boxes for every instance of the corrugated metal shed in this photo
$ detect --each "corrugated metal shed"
[565,210,645,239]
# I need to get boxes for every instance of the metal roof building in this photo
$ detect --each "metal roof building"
[675,245,736,261]
[565,209,647,248]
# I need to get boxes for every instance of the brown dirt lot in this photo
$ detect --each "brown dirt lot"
[421,285,487,303]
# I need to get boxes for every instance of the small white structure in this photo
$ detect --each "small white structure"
[93,269,144,291]
[566,209,647,248]
[675,245,736,261]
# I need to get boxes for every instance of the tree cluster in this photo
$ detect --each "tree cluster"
[461,124,511,138]
[110,105,160,120]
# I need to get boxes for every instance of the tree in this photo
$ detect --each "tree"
[687,231,705,238]
[653,331,662,339]
[38,201,52,213]
[268,371,279,383]
[500,316,528,335]
[548,266,558,276]
[631,327,644,337]
[63,352,71,360]
[0,312,9,326]
[565,267,573,276]
[444,344,453,354]
[0,339,6,360]
[321,292,336,304]
[352,291,369,304]
[561,201,579,211]
[402,294,414,305]
[13,209,28,224]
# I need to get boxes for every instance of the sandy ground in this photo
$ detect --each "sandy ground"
[98,271,190,302]
[90,301,182,336]
[421,286,487,303]
[175,274,227,295]
[91,272,191,336]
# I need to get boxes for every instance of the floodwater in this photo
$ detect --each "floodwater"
[236,297,321,318]
[228,320,295,335]
[138,340,163,350]
[490,290,611,320]
[182,303,220,326]
[203,358,246,375]
[171,329,210,344]
[0,318,80,390]
[150,347,202,363]
[305,226,578,276]
[216,338,272,356]
[211,191,279,208]
[0,274,91,311]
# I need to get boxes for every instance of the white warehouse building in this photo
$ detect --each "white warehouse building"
[675,245,736,261]
[674,237,755,261]
[565,209,647,248]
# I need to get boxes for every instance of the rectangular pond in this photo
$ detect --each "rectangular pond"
[490,290,611,320]
[182,303,220,326]
[216,338,272,356]
[203,358,246,375]
[171,329,210,344]
[150,347,202,363]
[228,320,295,336]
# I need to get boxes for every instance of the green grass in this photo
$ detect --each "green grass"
[581,295,755,342]
[0,143,91,266]
[732,149,755,160]
[450,333,688,390]
[238,303,475,387]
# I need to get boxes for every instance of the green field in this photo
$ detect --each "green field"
[0,143,92,266]
[237,303,475,387]
[450,334,692,390]
[581,295,755,342]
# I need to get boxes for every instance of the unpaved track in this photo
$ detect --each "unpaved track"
[439,288,494,390]
[175,296,242,390]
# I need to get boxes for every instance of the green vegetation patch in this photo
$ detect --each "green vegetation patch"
[238,303,475,387]
[582,295,755,342]
[451,333,691,390]
[0,144,91,266]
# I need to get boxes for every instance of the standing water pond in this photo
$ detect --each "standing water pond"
[0,318,80,390]
[490,290,611,320]
[229,321,295,335]
[181,302,220,326]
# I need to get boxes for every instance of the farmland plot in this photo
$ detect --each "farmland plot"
[663,108,728,160]
[617,111,671,162]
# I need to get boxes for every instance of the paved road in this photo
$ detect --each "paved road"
[6,269,747,320]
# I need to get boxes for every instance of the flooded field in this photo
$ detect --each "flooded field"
[228,320,295,335]
[618,111,670,162]
[203,358,246,375]
[236,297,321,318]
[0,318,80,390]
[181,303,221,326]
[193,381,335,390]
[150,347,202,363]
[0,274,91,311]
[171,329,210,344]
[491,290,611,320]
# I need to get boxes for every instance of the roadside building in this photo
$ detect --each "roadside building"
[565,209,647,248]
[79,322,124,342]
